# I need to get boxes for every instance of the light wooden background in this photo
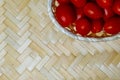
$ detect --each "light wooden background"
[0,0,120,80]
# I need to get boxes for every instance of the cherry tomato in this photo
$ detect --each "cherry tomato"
[96,0,113,8]
[91,19,103,33]
[55,4,76,27]
[71,0,86,8]
[75,18,91,36]
[53,0,120,37]
[76,8,84,20]
[113,0,120,15]
[57,0,70,4]
[84,3,103,19]
[104,17,120,34]
[89,0,96,2]
[104,7,115,21]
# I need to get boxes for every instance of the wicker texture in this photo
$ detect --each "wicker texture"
[0,0,120,80]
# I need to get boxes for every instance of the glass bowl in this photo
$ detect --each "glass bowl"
[47,0,120,42]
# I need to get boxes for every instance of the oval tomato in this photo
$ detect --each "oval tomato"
[104,7,115,21]
[55,4,76,27]
[71,0,86,8]
[104,17,120,34]
[76,8,84,20]
[89,0,96,2]
[75,18,91,36]
[96,0,113,8]
[57,0,70,4]
[113,0,120,15]
[84,3,104,19]
[91,19,103,33]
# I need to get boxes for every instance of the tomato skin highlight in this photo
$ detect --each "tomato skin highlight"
[96,0,113,8]
[104,17,120,34]
[71,0,86,8]
[91,20,103,33]
[55,4,76,27]
[113,0,120,15]
[75,18,91,36]
[84,3,104,19]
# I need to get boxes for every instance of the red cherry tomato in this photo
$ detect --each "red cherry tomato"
[104,7,115,21]
[96,0,113,8]
[54,0,120,37]
[84,3,103,19]
[104,17,120,34]
[91,19,103,33]
[76,8,84,20]
[89,0,96,2]
[75,18,91,36]
[113,0,120,15]
[71,0,86,8]
[57,0,70,4]
[55,4,76,27]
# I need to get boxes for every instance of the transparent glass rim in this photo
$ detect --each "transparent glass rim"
[47,0,120,42]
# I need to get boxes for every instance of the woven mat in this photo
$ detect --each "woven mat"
[0,0,120,80]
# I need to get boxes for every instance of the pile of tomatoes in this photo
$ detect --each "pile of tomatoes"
[53,0,120,37]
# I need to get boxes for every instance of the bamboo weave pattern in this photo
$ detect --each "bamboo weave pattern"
[0,0,120,80]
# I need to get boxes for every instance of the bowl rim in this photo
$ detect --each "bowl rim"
[47,0,120,42]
